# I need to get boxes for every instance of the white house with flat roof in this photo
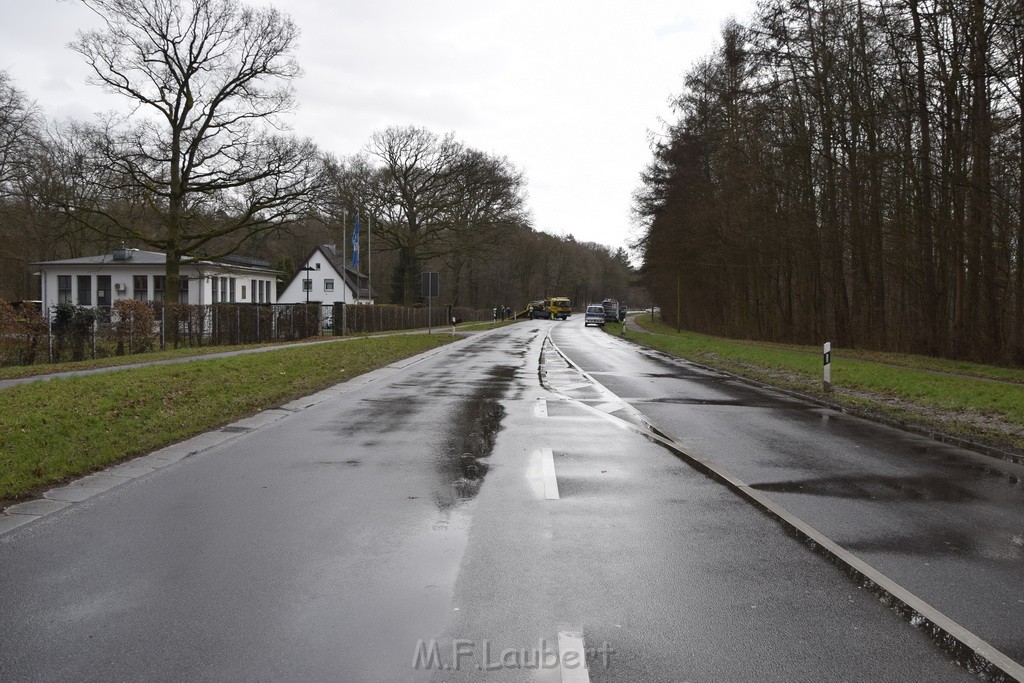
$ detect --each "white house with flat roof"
[277,244,375,305]
[32,247,280,310]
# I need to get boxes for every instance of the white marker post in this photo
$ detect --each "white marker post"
[823,341,832,392]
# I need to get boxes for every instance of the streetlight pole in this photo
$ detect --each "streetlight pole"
[299,265,315,304]
[299,264,315,335]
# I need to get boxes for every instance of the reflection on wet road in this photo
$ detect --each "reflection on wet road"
[0,321,1000,681]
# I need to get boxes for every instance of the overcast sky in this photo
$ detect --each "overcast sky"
[0,0,756,254]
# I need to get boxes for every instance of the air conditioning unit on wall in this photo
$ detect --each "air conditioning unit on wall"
[114,282,126,293]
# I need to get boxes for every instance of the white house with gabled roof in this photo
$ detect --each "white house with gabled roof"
[32,247,280,310]
[277,244,375,305]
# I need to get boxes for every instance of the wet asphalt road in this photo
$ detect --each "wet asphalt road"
[550,318,1024,665]
[0,321,997,681]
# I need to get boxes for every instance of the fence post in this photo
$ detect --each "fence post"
[160,305,166,351]
[47,306,53,363]
[92,314,97,359]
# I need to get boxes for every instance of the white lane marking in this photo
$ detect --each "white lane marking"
[536,398,548,417]
[526,451,546,499]
[542,448,560,500]
[557,630,590,682]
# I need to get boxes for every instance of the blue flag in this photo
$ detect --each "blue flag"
[351,214,360,267]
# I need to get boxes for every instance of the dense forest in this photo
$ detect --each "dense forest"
[0,1,636,314]
[634,0,1024,364]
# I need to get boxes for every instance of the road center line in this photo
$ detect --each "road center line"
[557,630,591,682]
[535,397,548,417]
[542,448,560,500]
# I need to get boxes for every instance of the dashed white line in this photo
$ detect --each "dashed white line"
[542,448,560,500]
[536,398,549,417]
[557,630,591,682]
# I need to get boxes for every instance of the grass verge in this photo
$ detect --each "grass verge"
[0,339,312,381]
[0,333,453,504]
[619,316,1024,455]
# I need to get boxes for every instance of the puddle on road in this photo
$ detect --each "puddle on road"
[431,366,513,510]
[841,529,1024,563]
[751,474,978,503]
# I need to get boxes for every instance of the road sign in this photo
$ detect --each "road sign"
[421,272,439,298]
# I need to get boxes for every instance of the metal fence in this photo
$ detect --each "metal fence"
[0,300,498,367]
[333,304,495,335]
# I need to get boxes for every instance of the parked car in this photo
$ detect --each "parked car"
[584,304,606,327]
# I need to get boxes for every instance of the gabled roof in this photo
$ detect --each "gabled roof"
[280,245,376,300]
[32,249,280,275]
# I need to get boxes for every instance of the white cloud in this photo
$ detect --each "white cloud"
[0,0,758,250]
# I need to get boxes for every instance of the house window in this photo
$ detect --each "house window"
[220,277,228,303]
[58,276,72,304]
[324,279,334,292]
[303,279,312,292]
[241,285,247,300]
[133,275,148,301]
[153,276,165,302]
[179,276,189,297]
[211,277,219,303]
[229,277,236,303]
[77,275,92,306]
[315,262,321,270]
[250,279,256,302]
[97,275,111,308]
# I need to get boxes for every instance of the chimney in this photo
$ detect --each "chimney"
[325,244,336,255]
[112,242,131,261]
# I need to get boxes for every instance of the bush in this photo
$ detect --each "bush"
[111,299,156,355]
[51,303,97,362]
[0,301,47,367]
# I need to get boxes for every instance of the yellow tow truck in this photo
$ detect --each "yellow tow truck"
[544,297,572,320]
[517,297,573,320]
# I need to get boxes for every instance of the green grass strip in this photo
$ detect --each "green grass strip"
[0,333,453,503]
[619,316,1024,452]
[0,339,304,381]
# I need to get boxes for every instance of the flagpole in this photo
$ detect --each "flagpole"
[341,208,348,304]
[368,215,372,304]
[352,210,360,303]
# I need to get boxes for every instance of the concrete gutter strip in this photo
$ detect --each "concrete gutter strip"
[546,331,1024,683]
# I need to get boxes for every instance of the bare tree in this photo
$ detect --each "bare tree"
[359,126,529,305]
[68,0,325,301]
[0,70,40,199]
